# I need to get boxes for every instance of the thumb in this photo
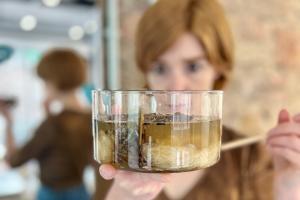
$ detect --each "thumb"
[278,109,290,124]
[99,164,117,180]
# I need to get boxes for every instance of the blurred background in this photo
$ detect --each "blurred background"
[1,0,300,199]
[116,0,300,136]
[0,0,101,199]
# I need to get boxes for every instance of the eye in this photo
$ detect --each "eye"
[186,62,202,73]
[152,63,168,75]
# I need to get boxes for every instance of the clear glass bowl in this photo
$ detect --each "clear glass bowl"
[92,90,223,173]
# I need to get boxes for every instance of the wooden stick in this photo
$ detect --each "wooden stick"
[221,135,265,151]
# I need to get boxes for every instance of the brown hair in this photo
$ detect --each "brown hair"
[135,0,234,89]
[37,48,87,91]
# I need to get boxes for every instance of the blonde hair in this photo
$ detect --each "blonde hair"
[135,0,234,89]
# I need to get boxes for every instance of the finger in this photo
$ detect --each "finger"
[132,183,164,198]
[99,164,117,180]
[132,193,159,200]
[116,173,171,192]
[268,146,300,167]
[293,113,300,123]
[267,135,300,154]
[116,170,172,184]
[136,172,172,183]
[278,109,290,124]
[116,174,166,198]
[267,123,300,139]
[115,171,141,189]
[266,144,289,170]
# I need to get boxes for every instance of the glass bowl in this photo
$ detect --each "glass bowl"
[92,90,223,173]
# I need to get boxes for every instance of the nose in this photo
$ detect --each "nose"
[168,71,188,90]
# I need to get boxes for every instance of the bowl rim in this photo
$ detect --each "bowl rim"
[92,89,223,94]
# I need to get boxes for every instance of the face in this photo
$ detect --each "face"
[146,33,218,91]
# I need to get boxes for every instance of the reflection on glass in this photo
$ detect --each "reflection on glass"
[93,90,223,172]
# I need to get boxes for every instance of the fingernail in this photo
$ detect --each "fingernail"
[100,168,113,180]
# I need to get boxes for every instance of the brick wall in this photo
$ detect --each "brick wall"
[119,0,300,135]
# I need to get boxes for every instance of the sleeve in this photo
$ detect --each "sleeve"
[7,118,56,167]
